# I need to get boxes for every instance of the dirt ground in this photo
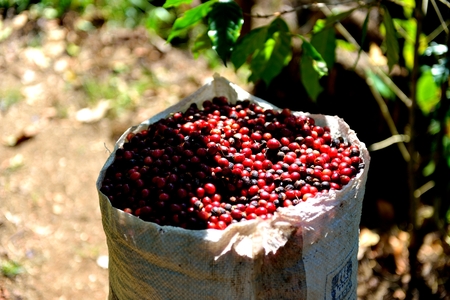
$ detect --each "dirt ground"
[0,10,449,300]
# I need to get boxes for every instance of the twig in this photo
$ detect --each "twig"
[368,134,410,151]
[104,143,111,154]
[413,181,435,198]
[430,0,449,33]
[438,0,450,9]
[426,19,450,43]
[244,7,301,19]
[366,77,411,162]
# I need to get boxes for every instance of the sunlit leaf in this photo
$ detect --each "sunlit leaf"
[300,36,328,77]
[337,39,357,51]
[167,0,217,42]
[394,18,416,70]
[231,26,268,70]
[422,160,436,177]
[163,0,193,8]
[401,0,415,18]
[313,19,326,33]
[382,7,399,71]
[366,69,396,100]
[207,0,243,64]
[248,18,292,85]
[417,69,441,115]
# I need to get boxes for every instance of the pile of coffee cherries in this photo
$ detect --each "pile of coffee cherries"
[100,97,364,230]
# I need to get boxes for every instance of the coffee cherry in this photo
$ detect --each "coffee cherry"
[204,183,216,195]
[267,138,281,150]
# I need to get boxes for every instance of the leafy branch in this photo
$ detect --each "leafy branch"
[164,0,330,96]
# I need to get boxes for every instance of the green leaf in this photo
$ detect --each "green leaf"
[325,8,357,27]
[131,0,153,10]
[366,69,396,100]
[337,39,357,52]
[313,19,326,33]
[422,160,436,177]
[207,0,243,64]
[300,36,328,77]
[301,53,323,101]
[248,18,292,85]
[402,0,415,18]
[145,7,174,34]
[311,27,336,72]
[299,29,334,101]
[417,69,441,115]
[192,31,212,57]
[167,0,217,42]
[382,7,399,71]
[396,19,416,70]
[231,26,268,70]
[163,0,193,8]
[428,118,441,135]
[354,10,370,68]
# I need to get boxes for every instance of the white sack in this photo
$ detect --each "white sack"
[96,74,371,300]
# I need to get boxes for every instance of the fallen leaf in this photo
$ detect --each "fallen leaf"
[389,230,409,275]
[358,228,380,260]
[75,100,111,123]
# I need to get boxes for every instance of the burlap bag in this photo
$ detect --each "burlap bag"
[96,74,370,300]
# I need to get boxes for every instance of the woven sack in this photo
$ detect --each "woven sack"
[96,74,370,300]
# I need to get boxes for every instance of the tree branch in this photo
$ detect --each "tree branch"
[245,0,371,19]
[244,7,300,19]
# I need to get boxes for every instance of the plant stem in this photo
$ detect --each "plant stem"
[406,0,424,297]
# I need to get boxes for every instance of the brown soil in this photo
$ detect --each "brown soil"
[0,10,449,300]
